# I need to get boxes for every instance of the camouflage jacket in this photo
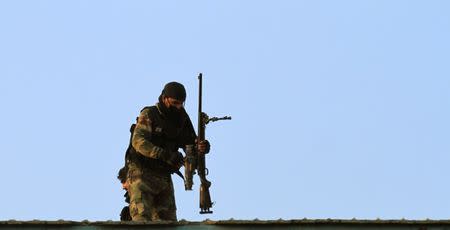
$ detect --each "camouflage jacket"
[130,103,196,169]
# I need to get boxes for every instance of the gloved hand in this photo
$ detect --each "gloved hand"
[165,151,184,170]
[196,139,211,154]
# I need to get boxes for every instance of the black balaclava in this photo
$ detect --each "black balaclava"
[158,82,186,121]
[162,82,186,101]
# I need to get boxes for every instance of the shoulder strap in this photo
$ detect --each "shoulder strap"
[146,105,160,120]
[147,105,166,133]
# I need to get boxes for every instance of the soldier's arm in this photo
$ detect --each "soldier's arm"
[131,108,165,159]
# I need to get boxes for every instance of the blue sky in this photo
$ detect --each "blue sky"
[1,0,449,221]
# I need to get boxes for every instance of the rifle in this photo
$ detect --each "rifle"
[184,73,231,214]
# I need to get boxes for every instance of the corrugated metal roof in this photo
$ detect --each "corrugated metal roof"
[1,219,450,229]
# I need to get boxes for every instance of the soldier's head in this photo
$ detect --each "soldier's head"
[117,167,129,190]
[160,81,186,110]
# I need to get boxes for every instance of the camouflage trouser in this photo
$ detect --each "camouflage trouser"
[127,164,177,221]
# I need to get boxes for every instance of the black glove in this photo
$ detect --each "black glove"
[165,151,184,170]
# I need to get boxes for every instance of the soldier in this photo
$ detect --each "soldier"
[126,82,210,221]
[117,166,131,221]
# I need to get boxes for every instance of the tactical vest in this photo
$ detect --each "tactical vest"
[125,105,189,174]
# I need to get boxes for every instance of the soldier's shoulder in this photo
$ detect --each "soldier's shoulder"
[140,105,157,113]
[139,105,162,121]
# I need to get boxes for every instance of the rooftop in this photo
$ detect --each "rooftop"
[2,219,450,229]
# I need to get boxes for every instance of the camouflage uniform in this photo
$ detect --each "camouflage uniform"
[127,103,195,221]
